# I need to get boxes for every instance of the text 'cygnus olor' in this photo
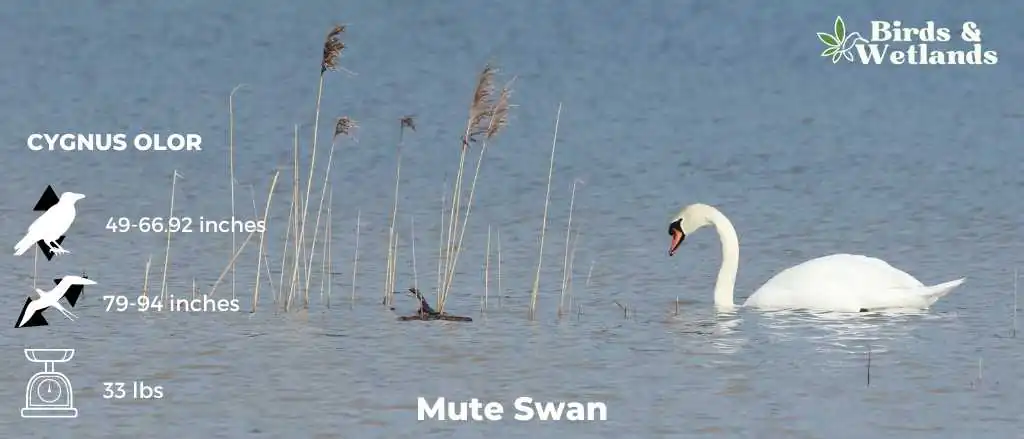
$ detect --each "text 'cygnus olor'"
[667,203,964,312]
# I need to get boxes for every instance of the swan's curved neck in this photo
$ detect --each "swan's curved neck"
[701,206,739,309]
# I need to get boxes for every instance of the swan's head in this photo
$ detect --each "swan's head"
[667,204,714,256]
[60,192,86,203]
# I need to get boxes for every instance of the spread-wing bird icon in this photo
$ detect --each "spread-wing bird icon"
[13,192,85,257]
[15,275,96,328]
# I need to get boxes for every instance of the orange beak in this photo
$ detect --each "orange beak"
[669,229,683,256]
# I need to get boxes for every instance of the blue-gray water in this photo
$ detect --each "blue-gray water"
[1,1,1022,438]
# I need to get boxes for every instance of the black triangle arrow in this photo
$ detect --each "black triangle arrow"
[15,297,49,328]
[54,276,86,307]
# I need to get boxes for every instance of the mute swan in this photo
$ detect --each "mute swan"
[667,203,964,312]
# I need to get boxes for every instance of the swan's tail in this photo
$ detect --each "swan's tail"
[13,235,34,256]
[917,277,965,306]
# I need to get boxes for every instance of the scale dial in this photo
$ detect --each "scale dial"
[36,378,62,404]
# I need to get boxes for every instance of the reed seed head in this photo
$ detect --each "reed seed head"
[485,81,514,140]
[464,64,498,147]
[334,116,357,138]
[321,25,347,75]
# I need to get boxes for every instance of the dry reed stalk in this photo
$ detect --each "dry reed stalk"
[142,255,152,297]
[441,64,499,307]
[384,116,416,306]
[496,229,502,308]
[411,215,419,290]
[326,188,333,308]
[1013,268,1018,338]
[278,188,295,308]
[247,184,280,305]
[228,83,247,303]
[529,103,562,319]
[160,170,182,303]
[558,179,582,316]
[297,25,347,307]
[437,182,446,306]
[208,230,258,297]
[440,75,514,311]
[484,224,491,310]
[320,210,328,306]
[304,117,354,302]
[351,209,361,309]
[566,227,581,314]
[252,170,281,313]
[287,123,303,311]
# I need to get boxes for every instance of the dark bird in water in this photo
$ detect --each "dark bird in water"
[406,288,437,315]
[395,287,473,322]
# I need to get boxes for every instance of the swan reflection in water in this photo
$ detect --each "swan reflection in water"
[751,308,952,368]
[665,300,953,368]
[664,306,747,356]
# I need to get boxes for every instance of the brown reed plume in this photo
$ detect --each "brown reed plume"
[304,116,356,304]
[292,24,349,309]
[321,25,347,75]
[439,66,514,312]
[442,65,498,294]
[384,115,417,307]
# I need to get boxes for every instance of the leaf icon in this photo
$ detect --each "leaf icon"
[817,32,839,47]
[843,50,855,62]
[832,52,842,64]
[834,17,846,43]
[821,46,839,57]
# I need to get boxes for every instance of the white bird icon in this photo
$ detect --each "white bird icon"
[16,275,97,328]
[13,192,85,256]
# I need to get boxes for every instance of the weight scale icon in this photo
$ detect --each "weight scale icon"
[22,348,77,418]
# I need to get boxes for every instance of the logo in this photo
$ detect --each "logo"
[818,16,998,65]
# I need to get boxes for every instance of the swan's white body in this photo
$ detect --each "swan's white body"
[668,203,964,312]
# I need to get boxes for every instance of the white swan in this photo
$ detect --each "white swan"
[667,203,964,312]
